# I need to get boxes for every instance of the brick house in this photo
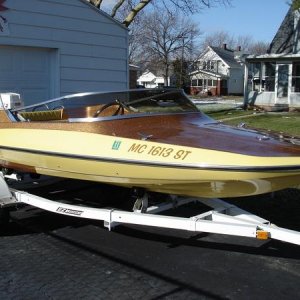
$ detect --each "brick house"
[190,44,246,96]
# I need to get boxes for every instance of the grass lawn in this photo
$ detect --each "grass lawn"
[206,110,300,137]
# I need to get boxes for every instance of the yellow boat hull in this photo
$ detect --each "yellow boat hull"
[0,128,299,198]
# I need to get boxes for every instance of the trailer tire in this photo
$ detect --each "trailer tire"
[0,207,10,225]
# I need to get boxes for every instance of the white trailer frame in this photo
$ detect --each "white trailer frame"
[0,174,299,246]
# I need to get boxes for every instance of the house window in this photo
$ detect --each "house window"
[198,79,203,86]
[213,80,218,87]
[207,79,213,86]
[191,79,197,86]
[277,64,289,98]
[252,63,261,78]
[292,62,300,92]
[203,60,215,70]
[264,62,275,92]
[248,62,261,91]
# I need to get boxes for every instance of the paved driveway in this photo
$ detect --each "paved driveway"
[0,179,299,299]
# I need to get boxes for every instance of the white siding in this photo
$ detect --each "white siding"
[0,0,128,97]
[198,49,228,76]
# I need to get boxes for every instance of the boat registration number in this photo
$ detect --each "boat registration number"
[127,143,192,160]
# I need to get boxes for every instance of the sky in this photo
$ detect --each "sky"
[193,0,290,43]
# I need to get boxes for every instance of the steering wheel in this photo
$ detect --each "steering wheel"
[93,100,125,117]
[32,104,49,111]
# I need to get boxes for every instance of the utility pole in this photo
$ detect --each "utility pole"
[180,36,185,88]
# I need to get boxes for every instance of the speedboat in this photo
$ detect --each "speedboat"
[0,89,299,198]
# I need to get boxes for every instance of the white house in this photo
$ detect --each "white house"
[0,0,129,106]
[190,45,246,96]
[244,7,300,110]
[137,71,167,88]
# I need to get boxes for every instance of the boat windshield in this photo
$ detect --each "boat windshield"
[11,89,199,120]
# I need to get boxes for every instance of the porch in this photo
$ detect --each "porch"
[244,54,300,111]
[190,72,228,96]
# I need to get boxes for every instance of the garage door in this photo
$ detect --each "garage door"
[0,46,55,106]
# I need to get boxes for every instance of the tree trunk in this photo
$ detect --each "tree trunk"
[165,64,169,86]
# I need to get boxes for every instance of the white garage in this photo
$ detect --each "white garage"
[0,0,129,106]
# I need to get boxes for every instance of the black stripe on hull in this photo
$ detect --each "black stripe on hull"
[0,146,300,173]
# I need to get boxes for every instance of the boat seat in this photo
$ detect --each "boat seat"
[64,105,130,119]
[18,109,64,121]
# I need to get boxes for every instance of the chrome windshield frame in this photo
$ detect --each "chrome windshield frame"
[11,88,198,113]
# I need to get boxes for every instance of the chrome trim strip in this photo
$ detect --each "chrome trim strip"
[1,146,300,172]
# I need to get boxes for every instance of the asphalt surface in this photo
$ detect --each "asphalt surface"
[0,179,299,300]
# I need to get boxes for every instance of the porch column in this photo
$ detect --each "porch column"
[288,63,292,106]
[217,79,221,96]
[243,63,249,108]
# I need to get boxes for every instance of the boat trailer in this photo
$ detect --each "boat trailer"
[0,173,299,246]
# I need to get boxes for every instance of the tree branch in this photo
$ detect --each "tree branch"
[123,0,152,27]
[111,0,126,18]
[88,0,103,8]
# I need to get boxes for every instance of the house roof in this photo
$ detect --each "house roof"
[209,46,242,68]
[268,7,299,54]
[189,69,223,78]
[246,53,300,62]
[137,71,165,82]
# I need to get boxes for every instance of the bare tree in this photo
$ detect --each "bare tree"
[138,10,200,85]
[86,0,231,27]
[128,14,146,63]
[235,35,254,51]
[247,41,269,55]
[201,30,235,50]
[200,30,270,54]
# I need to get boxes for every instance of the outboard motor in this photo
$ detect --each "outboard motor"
[0,93,24,110]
